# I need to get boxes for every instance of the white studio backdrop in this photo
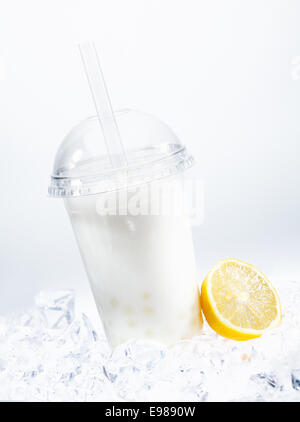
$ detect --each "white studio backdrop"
[0,0,299,319]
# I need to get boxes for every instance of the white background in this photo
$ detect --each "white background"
[0,0,299,319]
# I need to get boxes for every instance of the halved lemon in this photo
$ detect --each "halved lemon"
[200,259,282,341]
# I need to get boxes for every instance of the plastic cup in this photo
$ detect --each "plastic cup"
[49,109,202,348]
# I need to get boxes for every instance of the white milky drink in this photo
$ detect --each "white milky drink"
[49,110,203,348]
[65,178,202,347]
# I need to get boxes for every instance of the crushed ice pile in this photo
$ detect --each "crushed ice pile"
[0,281,300,402]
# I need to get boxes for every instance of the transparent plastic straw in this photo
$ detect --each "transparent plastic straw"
[79,41,127,168]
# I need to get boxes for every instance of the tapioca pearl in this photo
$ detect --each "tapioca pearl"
[110,297,119,307]
[143,306,153,314]
[144,329,153,337]
[128,319,137,327]
[142,292,151,300]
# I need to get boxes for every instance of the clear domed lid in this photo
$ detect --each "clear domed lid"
[49,109,194,197]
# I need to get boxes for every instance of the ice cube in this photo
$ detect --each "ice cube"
[291,369,300,391]
[104,339,166,400]
[1,281,300,402]
[35,290,75,330]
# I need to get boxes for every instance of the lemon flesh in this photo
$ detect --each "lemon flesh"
[200,259,282,341]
